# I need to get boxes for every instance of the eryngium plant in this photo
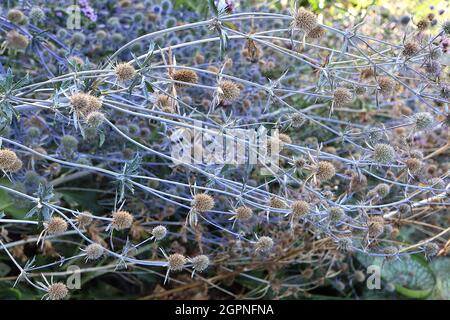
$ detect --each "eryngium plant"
[0,0,448,300]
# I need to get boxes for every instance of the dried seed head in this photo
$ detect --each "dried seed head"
[405,158,422,174]
[278,133,292,145]
[0,149,20,171]
[368,216,385,238]
[6,30,29,49]
[314,161,336,181]
[171,69,199,87]
[47,283,68,300]
[255,236,274,253]
[235,206,253,221]
[290,113,304,128]
[192,193,215,212]
[191,255,210,272]
[402,41,419,56]
[291,200,310,216]
[373,143,396,164]
[7,9,24,23]
[85,243,104,260]
[76,211,93,228]
[292,8,317,33]
[115,62,136,82]
[383,246,399,259]
[7,158,23,172]
[336,237,352,252]
[306,25,326,39]
[374,183,390,198]
[70,93,102,116]
[424,61,442,77]
[269,196,286,209]
[61,135,78,151]
[111,210,133,230]
[423,242,439,258]
[152,225,167,240]
[442,20,450,35]
[416,19,429,31]
[168,253,186,271]
[218,80,241,102]
[30,7,45,22]
[46,217,68,235]
[328,207,344,222]
[333,87,352,106]
[377,76,395,96]
[86,111,105,128]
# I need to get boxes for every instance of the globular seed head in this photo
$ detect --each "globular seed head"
[398,204,411,216]
[7,158,23,173]
[191,255,210,272]
[402,41,419,56]
[291,200,310,216]
[46,217,68,235]
[76,211,93,228]
[292,8,317,33]
[152,225,167,240]
[86,111,105,128]
[30,6,45,22]
[442,20,450,35]
[171,69,198,87]
[374,183,390,198]
[71,31,86,45]
[0,149,20,171]
[314,161,336,181]
[416,19,429,31]
[269,196,286,209]
[373,143,396,164]
[115,62,136,82]
[47,283,68,300]
[368,216,385,238]
[7,9,24,23]
[111,210,133,230]
[168,253,186,271]
[383,246,399,260]
[423,242,439,258]
[400,15,411,25]
[235,206,253,221]
[333,87,352,106]
[306,25,326,39]
[218,80,241,102]
[377,76,395,96]
[70,93,102,116]
[255,236,274,253]
[290,113,304,128]
[328,207,344,222]
[96,30,108,40]
[405,158,422,174]
[278,133,292,145]
[85,243,104,260]
[61,135,78,151]
[6,30,29,49]
[336,237,352,252]
[192,193,215,212]
[424,61,442,77]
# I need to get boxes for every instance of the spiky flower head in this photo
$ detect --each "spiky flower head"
[336,237,352,252]
[6,30,29,49]
[333,87,352,106]
[383,246,399,259]
[368,216,385,238]
[423,242,439,258]
[374,183,390,198]
[424,61,442,77]
[111,210,133,230]
[402,41,419,56]
[314,161,336,181]
[373,143,396,164]
[46,217,68,235]
[235,206,253,221]
[85,243,104,260]
[171,69,199,88]
[115,62,136,82]
[7,9,24,23]
[30,7,45,22]
[218,80,241,102]
[192,193,215,212]
[191,255,210,272]
[377,76,395,96]
[442,20,450,35]
[0,149,21,172]
[306,26,326,39]
[70,93,102,117]
[255,236,274,253]
[269,196,286,209]
[152,225,167,240]
[291,200,310,216]
[405,158,422,174]
[413,112,434,130]
[61,135,78,151]
[168,253,186,271]
[416,19,429,31]
[86,111,105,128]
[76,211,93,228]
[292,8,317,33]
[47,283,68,300]
[328,207,344,222]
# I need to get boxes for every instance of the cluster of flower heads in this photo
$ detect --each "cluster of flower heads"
[0,0,448,300]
